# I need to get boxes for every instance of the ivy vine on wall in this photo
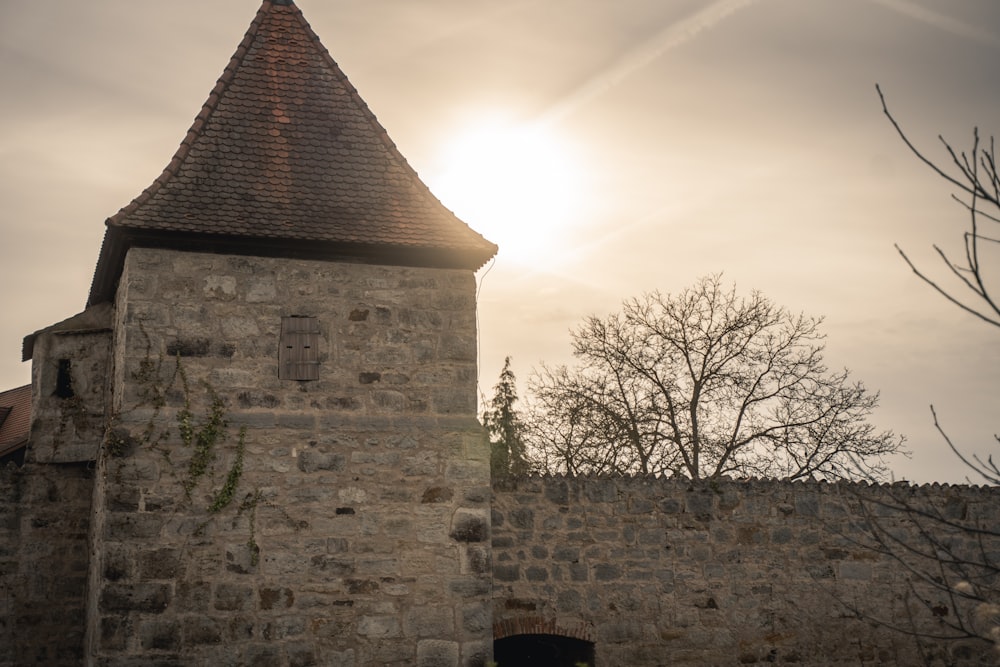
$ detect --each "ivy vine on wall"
[101,323,262,559]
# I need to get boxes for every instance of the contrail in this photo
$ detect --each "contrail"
[538,0,762,125]
[870,0,1000,48]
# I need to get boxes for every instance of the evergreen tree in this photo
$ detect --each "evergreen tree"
[483,357,529,482]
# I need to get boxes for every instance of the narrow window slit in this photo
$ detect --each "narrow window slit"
[55,359,75,399]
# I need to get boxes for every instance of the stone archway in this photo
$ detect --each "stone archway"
[494,633,595,666]
[493,616,596,667]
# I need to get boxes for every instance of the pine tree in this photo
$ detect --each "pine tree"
[483,357,529,482]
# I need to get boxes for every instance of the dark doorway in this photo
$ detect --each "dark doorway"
[494,634,595,667]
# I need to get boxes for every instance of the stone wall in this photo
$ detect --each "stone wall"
[491,476,1000,666]
[89,248,491,666]
[27,305,112,464]
[0,461,94,667]
[6,244,1000,666]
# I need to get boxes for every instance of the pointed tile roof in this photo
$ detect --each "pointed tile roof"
[88,0,496,305]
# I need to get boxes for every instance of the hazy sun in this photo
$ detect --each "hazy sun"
[428,116,584,264]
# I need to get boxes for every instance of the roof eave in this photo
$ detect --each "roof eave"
[87,226,498,306]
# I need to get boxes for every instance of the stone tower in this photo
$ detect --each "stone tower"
[25,1,497,665]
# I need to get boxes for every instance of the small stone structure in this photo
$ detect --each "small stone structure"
[2,1,998,666]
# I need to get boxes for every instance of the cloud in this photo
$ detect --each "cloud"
[870,0,1000,48]
[539,0,762,125]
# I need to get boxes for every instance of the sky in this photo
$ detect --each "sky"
[1,0,998,483]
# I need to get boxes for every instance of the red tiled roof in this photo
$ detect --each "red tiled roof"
[88,0,496,305]
[0,385,30,458]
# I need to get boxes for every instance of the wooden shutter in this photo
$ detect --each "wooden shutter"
[279,316,321,380]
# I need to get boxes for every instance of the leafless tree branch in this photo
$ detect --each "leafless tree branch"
[878,85,1000,329]
[523,275,903,480]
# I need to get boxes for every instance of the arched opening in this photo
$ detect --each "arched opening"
[494,633,595,666]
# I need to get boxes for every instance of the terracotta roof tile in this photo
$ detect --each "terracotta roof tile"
[88,1,496,304]
[0,385,30,458]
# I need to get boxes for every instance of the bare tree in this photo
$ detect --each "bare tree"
[525,275,904,480]
[853,89,1000,661]
[878,81,999,479]
[853,482,1000,662]
[879,84,1000,330]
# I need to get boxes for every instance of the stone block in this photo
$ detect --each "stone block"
[839,561,872,580]
[570,562,589,582]
[432,388,475,414]
[214,582,254,611]
[422,486,454,504]
[553,546,580,562]
[95,616,131,653]
[404,451,440,477]
[461,602,491,634]
[225,542,259,575]
[165,337,212,357]
[508,508,534,529]
[245,643,283,667]
[297,450,346,473]
[448,576,491,598]
[287,643,321,667]
[262,616,306,640]
[139,618,181,651]
[277,413,317,430]
[450,509,489,543]
[594,563,622,581]
[257,587,295,611]
[629,497,655,514]
[175,580,211,612]
[107,487,141,512]
[228,412,277,428]
[102,546,133,582]
[346,578,379,594]
[417,639,460,667]
[310,556,355,576]
[461,641,492,667]
[100,583,171,613]
[600,621,644,644]
[795,495,820,517]
[544,480,569,505]
[357,615,401,638]
[557,588,583,612]
[685,491,714,516]
[405,606,455,637]
[183,616,223,645]
[110,460,161,484]
[139,548,183,580]
[462,545,491,576]
[446,460,488,483]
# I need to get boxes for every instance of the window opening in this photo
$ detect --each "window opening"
[279,316,321,381]
[55,359,75,399]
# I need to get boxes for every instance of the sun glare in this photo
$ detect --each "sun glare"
[428,117,583,264]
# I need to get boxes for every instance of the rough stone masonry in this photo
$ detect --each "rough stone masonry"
[79,249,493,666]
[2,0,999,665]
